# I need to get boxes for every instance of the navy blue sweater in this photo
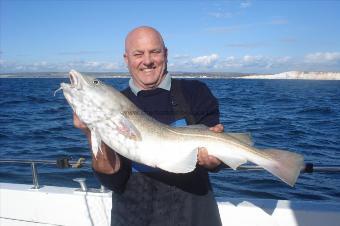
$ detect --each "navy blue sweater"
[94,79,222,226]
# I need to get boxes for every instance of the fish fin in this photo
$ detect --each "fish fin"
[227,133,253,146]
[90,128,102,158]
[218,155,247,170]
[259,149,304,187]
[156,148,198,173]
[112,113,142,141]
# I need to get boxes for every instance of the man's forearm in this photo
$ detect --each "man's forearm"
[73,112,120,174]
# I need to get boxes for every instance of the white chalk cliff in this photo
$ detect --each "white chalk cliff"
[240,71,340,80]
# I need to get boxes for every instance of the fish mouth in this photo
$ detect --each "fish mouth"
[69,69,79,88]
[54,70,81,96]
[60,69,86,90]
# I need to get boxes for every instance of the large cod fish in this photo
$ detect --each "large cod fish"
[58,70,304,186]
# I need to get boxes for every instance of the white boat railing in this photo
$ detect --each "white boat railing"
[0,158,88,190]
[1,158,340,191]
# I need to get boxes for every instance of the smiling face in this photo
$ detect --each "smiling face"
[124,27,168,90]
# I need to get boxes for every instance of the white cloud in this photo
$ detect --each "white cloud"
[158,53,339,72]
[82,61,120,70]
[240,1,252,8]
[206,26,240,33]
[191,54,219,67]
[172,54,190,60]
[243,55,264,64]
[3,52,340,73]
[276,56,292,64]
[0,60,123,73]
[32,61,48,67]
[168,54,219,70]
[168,54,297,72]
[215,55,294,72]
[304,52,340,64]
[218,55,267,68]
[208,12,232,19]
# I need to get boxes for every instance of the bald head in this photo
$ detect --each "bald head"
[123,26,168,90]
[125,26,166,53]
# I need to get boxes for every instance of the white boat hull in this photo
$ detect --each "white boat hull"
[1,183,339,226]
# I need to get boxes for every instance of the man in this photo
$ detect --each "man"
[74,26,223,226]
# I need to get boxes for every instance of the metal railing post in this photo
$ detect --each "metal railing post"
[73,178,88,192]
[31,162,40,189]
[100,185,107,193]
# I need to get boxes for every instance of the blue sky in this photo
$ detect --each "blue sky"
[1,0,340,73]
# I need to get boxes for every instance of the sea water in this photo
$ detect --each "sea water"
[0,77,339,202]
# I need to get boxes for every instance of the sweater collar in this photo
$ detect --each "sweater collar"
[129,73,172,96]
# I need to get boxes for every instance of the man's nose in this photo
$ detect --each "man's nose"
[142,53,153,66]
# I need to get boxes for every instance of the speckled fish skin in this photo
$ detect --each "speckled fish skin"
[60,70,304,187]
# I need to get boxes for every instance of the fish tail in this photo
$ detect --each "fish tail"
[258,149,304,187]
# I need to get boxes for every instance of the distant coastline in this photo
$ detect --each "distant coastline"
[0,71,245,79]
[237,71,340,80]
[1,71,340,80]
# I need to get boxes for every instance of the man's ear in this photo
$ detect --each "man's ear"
[164,47,168,62]
[164,47,168,57]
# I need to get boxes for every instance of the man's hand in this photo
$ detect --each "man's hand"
[197,124,224,170]
[73,112,120,174]
[92,143,121,174]
[73,113,90,134]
